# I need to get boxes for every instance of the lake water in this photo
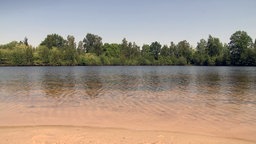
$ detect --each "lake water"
[0,66,256,141]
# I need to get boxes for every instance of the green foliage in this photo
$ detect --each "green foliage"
[36,45,50,64]
[9,44,33,65]
[160,45,170,57]
[176,56,187,65]
[63,35,78,65]
[40,34,66,49]
[150,41,161,60]
[78,53,101,65]
[49,47,62,65]
[83,33,103,56]
[176,40,192,64]
[103,43,121,58]
[196,39,207,55]
[0,31,255,66]
[207,35,223,57]
[192,52,206,65]
[0,41,19,50]
[229,31,253,65]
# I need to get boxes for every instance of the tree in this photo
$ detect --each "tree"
[242,48,256,66]
[160,45,170,57]
[40,34,66,49]
[37,45,50,64]
[49,47,62,65]
[130,42,140,58]
[141,44,150,57]
[193,39,208,65]
[24,37,28,46]
[10,43,33,65]
[159,45,173,65]
[77,41,84,54]
[67,35,76,49]
[169,42,176,57]
[120,38,130,58]
[196,39,207,55]
[83,33,103,56]
[207,35,223,57]
[140,44,153,65]
[103,43,121,58]
[63,35,77,65]
[24,46,33,65]
[222,44,231,66]
[0,41,19,50]
[176,40,192,64]
[150,41,161,60]
[229,31,253,65]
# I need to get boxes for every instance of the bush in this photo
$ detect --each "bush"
[78,53,102,65]
[176,57,187,65]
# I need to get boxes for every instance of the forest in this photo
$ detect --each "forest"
[0,30,255,66]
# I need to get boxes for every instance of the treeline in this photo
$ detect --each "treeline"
[0,31,255,66]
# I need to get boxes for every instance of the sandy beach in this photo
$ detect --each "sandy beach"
[0,125,255,144]
[1,98,256,144]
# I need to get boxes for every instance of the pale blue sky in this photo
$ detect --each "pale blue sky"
[1,0,255,47]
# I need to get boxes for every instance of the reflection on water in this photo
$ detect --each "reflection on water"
[0,66,256,135]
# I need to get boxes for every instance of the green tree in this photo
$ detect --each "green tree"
[63,35,77,65]
[130,42,140,58]
[78,53,101,66]
[8,43,33,65]
[102,43,121,58]
[150,41,161,60]
[221,44,231,66]
[241,48,256,66]
[141,44,150,57]
[120,38,130,59]
[11,48,24,65]
[40,34,66,49]
[197,39,207,55]
[120,38,139,64]
[83,33,103,56]
[140,44,153,65]
[0,41,19,50]
[37,45,50,64]
[0,49,11,64]
[160,45,170,57]
[207,35,223,57]
[193,39,207,65]
[229,31,253,65]
[176,40,192,64]
[49,47,62,65]
[77,41,84,54]
[10,44,26,65]
[24,46,33,65]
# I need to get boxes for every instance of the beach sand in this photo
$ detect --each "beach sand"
[0,125,255,144]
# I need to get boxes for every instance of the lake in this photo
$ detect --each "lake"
[0,66,256,142]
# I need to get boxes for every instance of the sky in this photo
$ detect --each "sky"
[0,0,256,47]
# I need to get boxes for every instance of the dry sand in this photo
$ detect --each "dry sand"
[0,125,255,144]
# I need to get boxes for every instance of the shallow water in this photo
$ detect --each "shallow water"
[0,66,256,141]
